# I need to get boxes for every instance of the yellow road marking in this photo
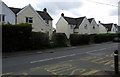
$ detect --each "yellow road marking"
[70,68,86,75]
[0,72,13,76]
[55,66,77,74]
[91,58,103,63]
[80,56,97,60]
[98,59,110,64]
[81,70,100,75]
[45,64,72,70]
[47,65,72,72]
[21,72,28,75]
[104,60,114,65]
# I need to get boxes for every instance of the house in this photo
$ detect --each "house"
[0,1,15,24]
[56,13,91,38]
[88,18,99,34]
[9,4,53,38]
[99,21,118,34]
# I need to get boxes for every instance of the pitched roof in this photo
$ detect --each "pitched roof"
[101,23,113,31]
[9,7,21,14]
[9,7,53,20]
[64,17,77,25]
[36,11,53,20]
[88,18,94,23]
[63,16,85,28]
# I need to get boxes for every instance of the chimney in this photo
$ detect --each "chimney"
[43,8,47,12]
[98,21,101,24]
[61,13,64,17]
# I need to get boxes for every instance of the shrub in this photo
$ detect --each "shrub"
[70,34,90,46]
[30,32,49,49]
[2,23,32,52]
[93,34,118,43]
[52,33,68,47]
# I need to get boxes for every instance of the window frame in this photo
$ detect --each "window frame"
[26,17,33,24]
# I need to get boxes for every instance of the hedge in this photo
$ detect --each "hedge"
[2,23,32,52]
[51,33,68,47]
[30,32,49,49]
[70,34,90,46]
[93,34,118,43]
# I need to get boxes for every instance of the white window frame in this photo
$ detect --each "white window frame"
[0,14,5,22]
[45,20,49,25]
[26,17,33,24]
[84,24,87,29]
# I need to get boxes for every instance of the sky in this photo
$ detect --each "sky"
[1,0,119,28]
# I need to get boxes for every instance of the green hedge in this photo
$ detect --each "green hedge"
[51,33,68,47]
[30,32,49,49]
[70,34,90,46]
[93,34,118,43]
[2,23,32,52]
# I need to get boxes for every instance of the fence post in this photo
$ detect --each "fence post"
[114,50,119,74]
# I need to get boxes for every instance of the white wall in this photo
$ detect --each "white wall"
[56,17,70,38]
[109,24,117,34]
[1,2,15,24]
[17,5,53,37]
[98,24,107,34]
[90,19,99,34]
[78,18,91,34]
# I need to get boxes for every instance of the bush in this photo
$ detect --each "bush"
[30,32,49,49]
[52,33,68,47]
[93,34,118,43]
[70,34,90,46]
[2,23,32,52]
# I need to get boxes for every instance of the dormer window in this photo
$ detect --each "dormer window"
[45,20,49,24]
[26,17,33,23]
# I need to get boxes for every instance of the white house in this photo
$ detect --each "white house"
[88,18,99,34]
[99,21,118,34]
[9,4,53,38]
[56,13,91,38]
[0,1,15,24]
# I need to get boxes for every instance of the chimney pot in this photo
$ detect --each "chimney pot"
[43,8,47,12]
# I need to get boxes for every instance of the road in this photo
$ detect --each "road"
[2,42,120,75]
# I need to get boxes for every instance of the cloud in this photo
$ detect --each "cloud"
[109,9,118,16]
[36,1,83,15]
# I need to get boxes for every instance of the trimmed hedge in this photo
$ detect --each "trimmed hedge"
[2,23,32,52]
[93,34,118,43]
[30,32,49,49]
[70,34,90,46]
[51,33,68,47]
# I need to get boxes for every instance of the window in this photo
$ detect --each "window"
[26,17,33,23]
[70,25,74,29]
[45,20,49,24]
[84,24,87,29]
[0,14,5,22]
[93,26,95,29]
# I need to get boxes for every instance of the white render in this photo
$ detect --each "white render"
[109,24,117,33]
[17,4,53,37]
[98,23,107,34]
[75,17,91,35]
[56,16,70,38]
[99,23,117,34]
[1,2,15,24]
[89,19,99,34]
[56,16,92,39]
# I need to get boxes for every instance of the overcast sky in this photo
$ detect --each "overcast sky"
[2,0,119,28]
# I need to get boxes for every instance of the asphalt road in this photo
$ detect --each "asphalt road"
[2,42,120,75]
